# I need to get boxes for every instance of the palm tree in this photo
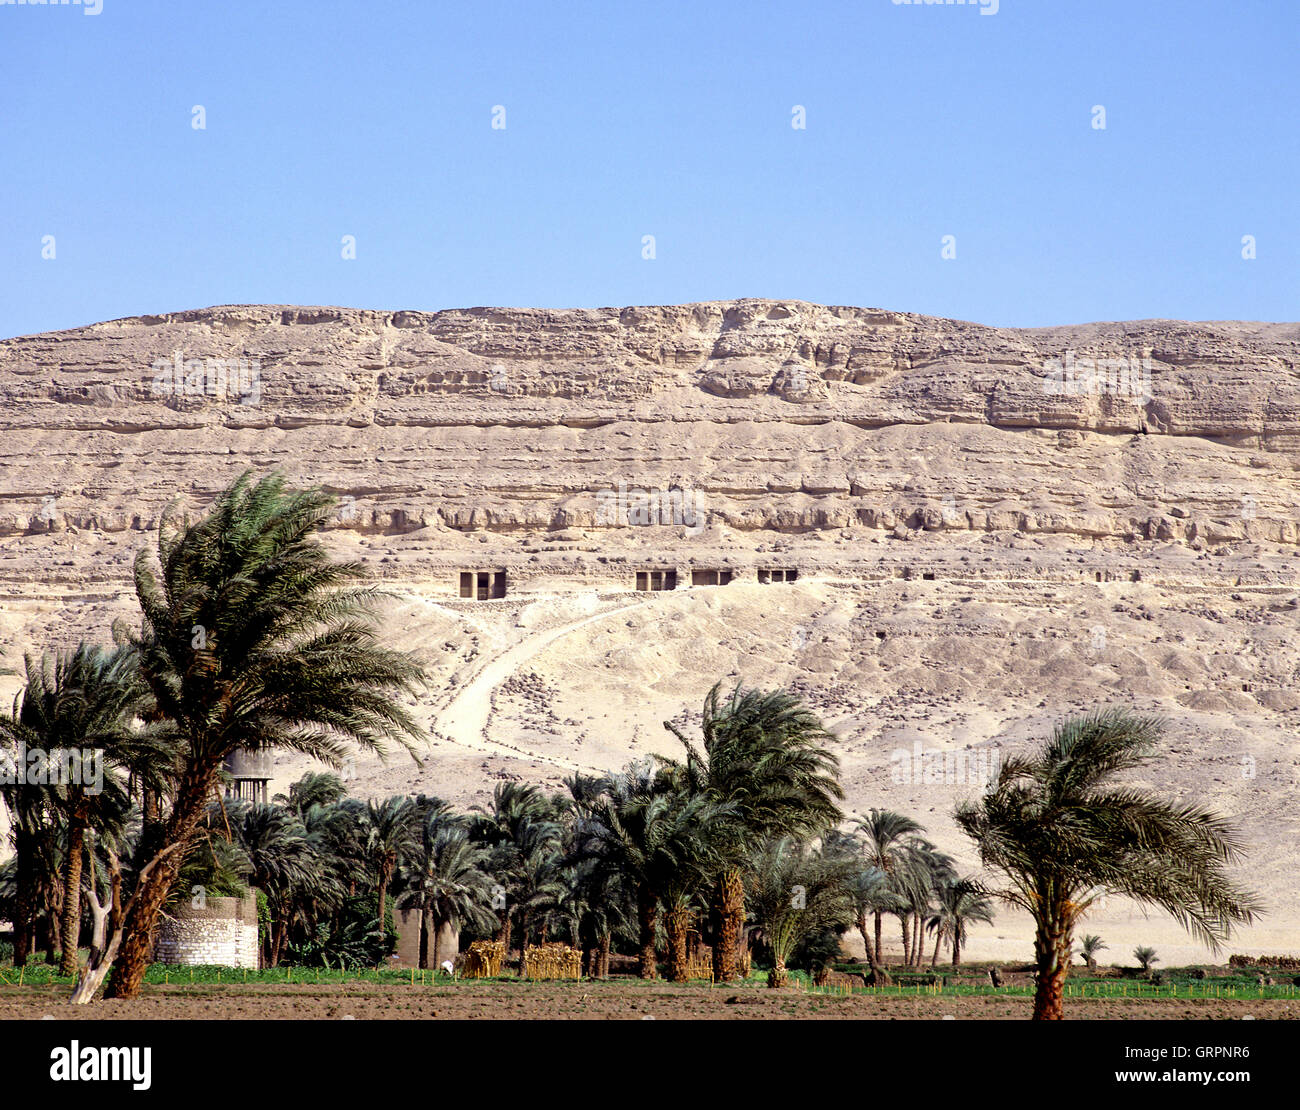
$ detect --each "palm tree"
[661,683,844,981]
[889,839,951,968]
[101,471,426,1000]
[226,801,321,966]
[853,809,924,967]
[1078,933,1107,973]
[274,771,348,818]
[746,838,854,988]
[358,795,419,941]
[397,816,496,970]
[956,709,1261,1020]
[469,782,559,952]
[510,821,566,967]
[563,774,633,977]
[0,644,165,975]
[925,878,994,970]
[844,862,903,981]
[579,765,723,979]
[1133,945,1159,974]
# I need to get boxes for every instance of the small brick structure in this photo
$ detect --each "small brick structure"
[153,893,260,968]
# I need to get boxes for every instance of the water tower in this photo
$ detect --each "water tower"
[223,748,273,804]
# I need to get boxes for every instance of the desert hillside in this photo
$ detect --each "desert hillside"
[2,300,1297,964]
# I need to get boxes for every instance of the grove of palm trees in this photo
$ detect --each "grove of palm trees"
[0,474,1273,1021]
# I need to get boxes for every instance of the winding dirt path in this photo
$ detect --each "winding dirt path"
[430,600,645,776]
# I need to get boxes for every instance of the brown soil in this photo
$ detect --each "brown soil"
[1,979,1296,1020]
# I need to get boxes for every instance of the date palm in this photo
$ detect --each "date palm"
[510,821,566,966]
[661,683,844,981]
[397,814,497,970]
[470,782,559,951]
[1078,933,1107,973]
[226,800,322,966]
[101,471,425,1000]
[358,795,419,940]
[956,709,1261,1020]
[0,644,165,975]
[273,771,348,818]
[1133,945,1159,973]
[853,809,924,967]
[579,765,723,979]
[746,837,854,988]
[925,877,994,969]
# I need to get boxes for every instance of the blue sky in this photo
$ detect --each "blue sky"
[2,0,1296,337]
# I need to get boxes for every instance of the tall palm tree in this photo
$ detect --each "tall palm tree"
[0,644,164,975]
[358,795,419,939]
[579,765,723,979]
[894,840,954,968]
[101,471,425,1000]
[853,809,923,967]
[925,877,994,970]
[510,821,566,966]
[956,709,1261,1020]
[226,800,321,966]
[661,683,844,981]
[396,817,497,970]
[469,782,559,953]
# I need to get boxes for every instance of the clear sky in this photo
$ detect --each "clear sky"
[2,0,1296,338]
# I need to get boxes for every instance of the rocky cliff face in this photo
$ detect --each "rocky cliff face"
[3,301,1298,961]
[2,300,1298,558]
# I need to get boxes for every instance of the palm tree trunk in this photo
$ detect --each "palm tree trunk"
[597,930,611,979]
[873,911,883,969]
[71,841,186,1005]
[665,905,690,982]
[419,902,432,969]
[1030,914,1071,1021]
[767,955,788,989]
[712,869,744,982]
[930,928,942,969]
[431,914,442,972]
[105,767,216,999]
[13,827,36,967]
[376,863,392,940]
[519,910,531,974]
[636,884,658,979]
[44,902,62,967]
[270,917,287,967]
[59,819,87,976]
[858,915,878,974]
[899,914,911,966]
[952,933,962,970]
[913,913,924,968]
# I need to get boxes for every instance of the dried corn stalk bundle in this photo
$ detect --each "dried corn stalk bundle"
[522,942,582,980]
[463,940,506,978]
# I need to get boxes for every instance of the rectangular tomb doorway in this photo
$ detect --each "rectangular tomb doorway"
[459,569,507,599]
[636,569,677,591]
[691,569,734,587]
